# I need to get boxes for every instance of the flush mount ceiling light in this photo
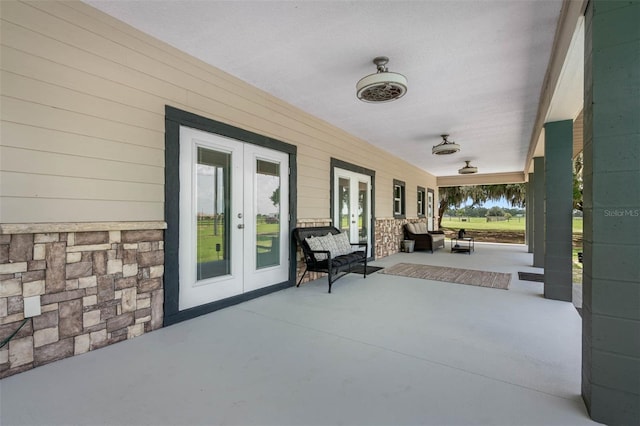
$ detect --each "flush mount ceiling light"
[458,161,478,175]
[432,134,460,155]
[356,56,407,103]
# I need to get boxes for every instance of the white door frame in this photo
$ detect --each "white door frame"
[333,167,372,257]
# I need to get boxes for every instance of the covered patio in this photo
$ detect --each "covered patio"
[1,243,596,425]
[1,1,637,423]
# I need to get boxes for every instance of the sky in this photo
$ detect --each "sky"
[462,196,515,209]
[196,165,280,216]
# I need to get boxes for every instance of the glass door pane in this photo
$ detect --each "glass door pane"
[427,190,434,231]
[196,147,231,280]
[338,177,351,233]
[358,181,368,243]
[243,145,289,292]
[255,159,281,269]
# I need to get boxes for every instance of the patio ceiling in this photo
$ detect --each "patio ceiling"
[85,0,567,179]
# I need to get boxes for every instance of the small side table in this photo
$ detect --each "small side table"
[451,237,474,254]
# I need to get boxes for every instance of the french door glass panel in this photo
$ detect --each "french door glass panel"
[358,181,368,242]
[196,147,231,280]
[338,178,351,233]
[255,160,281,269]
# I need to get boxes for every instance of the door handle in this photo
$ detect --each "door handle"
[237,224,245,229]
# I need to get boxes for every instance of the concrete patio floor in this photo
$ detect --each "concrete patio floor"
[0,243,599,425]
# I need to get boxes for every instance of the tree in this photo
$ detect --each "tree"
[487,206,505,217]
[270,187,280,207]
[476,207,488,218]
[462,206,476,217]
[481,184,527,208]
[438,184,526,227]
[437,186,468,228]
[573,151,583,211]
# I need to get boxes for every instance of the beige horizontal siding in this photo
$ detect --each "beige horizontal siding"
[297,204,331,221]
[1,19,188,105]
[0,172,163,201]
[301,178,332,192]
[1,46,170,114]
[0,198,163,223]
[1,97,163,149]
[1,122,164,167]
[0,0,436,223]
[2,71,164,131]
[0,147,162,184]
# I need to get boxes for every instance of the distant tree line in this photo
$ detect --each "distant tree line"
[438,184,526,227]
[444,206,525,218]
[438,176,583,228]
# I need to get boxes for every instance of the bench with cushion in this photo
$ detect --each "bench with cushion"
[404,222,445,253]
[293,226,368,293]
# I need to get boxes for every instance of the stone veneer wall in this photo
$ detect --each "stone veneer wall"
[374,218,430,259]
[0,225,165,379]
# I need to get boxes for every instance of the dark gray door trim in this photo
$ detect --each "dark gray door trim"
[164,106,297,326]
[330,158,376,260]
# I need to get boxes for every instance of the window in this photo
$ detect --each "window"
[417,186,426,217]
[393,179,406,218]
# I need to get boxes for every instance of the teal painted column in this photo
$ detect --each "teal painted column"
[582,1,640,425]
[532,157,545,267]
[544,120,573,301]
[527,173,534,253]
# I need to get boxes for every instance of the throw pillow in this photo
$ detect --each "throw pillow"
[305,236,327,260]
[416,222,428,233]
[317,233,340,258]
[406,223,416,234]
[333,232,353,256]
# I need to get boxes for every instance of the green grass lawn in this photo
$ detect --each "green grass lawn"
[441,216,583,233]
[442,216,584,283]
[572,247,583,284]
[197,219,280,263]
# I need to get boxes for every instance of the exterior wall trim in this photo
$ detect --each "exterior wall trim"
[0,222,167,235]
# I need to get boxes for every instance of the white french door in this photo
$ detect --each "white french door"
[427,189,435,231]
[333,168,372,257]
[179,126,289,310]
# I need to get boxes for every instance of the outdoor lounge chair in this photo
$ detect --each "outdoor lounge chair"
[403,222,445,253]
